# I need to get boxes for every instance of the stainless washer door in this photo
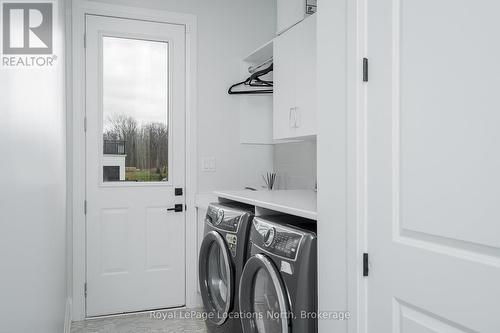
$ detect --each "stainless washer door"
[239,254,291,333]
[199,231,234,325]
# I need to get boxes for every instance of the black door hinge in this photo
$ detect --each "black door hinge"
[363,58,369,82]
[363,253,369,276]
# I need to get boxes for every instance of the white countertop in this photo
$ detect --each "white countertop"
[213,190,317,220]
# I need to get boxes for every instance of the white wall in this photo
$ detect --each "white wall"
[0,1,67,332]
[274,140,317,190]
[92,0,277,193]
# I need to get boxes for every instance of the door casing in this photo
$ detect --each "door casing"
[69,0,198,321]
[317,1,363,333]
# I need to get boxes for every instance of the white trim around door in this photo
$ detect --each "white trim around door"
[317,1,366,333]
[70,0,198,321]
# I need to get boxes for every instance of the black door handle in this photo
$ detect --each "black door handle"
[167,204,183,212]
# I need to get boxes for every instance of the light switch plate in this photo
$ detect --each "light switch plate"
[201,157,216,172]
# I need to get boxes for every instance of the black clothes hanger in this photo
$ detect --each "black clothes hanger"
[228,64,273,94]
[228,63,273,95]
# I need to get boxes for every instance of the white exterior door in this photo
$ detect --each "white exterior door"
[85,15,186,317]
[366,1,500,332]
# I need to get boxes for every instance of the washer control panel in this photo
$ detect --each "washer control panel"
[263,227,276,247]
[253,219,303,261]
[206,205,243,233]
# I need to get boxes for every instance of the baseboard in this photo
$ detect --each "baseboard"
[64,297,72,333]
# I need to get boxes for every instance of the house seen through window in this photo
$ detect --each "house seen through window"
[101,36,169,182]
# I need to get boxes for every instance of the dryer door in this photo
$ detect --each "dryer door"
[239,254,291,333]
[199,231,234,325]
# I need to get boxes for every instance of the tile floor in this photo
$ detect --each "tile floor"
[71,308,207,333]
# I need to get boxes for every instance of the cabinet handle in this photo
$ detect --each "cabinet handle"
[294,107,300,128]
[289,107,295,128]
[289,107,300,129]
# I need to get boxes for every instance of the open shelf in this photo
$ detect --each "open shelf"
[238,39,276,145]
[243,39,273,64]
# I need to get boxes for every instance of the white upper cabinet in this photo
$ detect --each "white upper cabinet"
[277,0,306,34]
[277,0,317,35]
[273,14,317,140]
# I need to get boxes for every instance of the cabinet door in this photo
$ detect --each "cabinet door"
[277,0,306,35]
[273,28,297,140]
[293,15,317,137]
[274,15,317,140]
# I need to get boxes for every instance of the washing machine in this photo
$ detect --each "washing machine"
[239,215,317,333]
[199,202,255,333]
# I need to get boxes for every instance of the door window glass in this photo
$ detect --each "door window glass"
[252,268,282,333]
[102,36,169,182]
[207,242,229,313]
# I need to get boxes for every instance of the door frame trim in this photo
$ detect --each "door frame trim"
[69,0,198,321]
[317,0,366,332]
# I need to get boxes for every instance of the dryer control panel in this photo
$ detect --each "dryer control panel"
[252,219,303,261]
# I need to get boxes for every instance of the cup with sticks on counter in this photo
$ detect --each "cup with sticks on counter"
[262,172,277,190]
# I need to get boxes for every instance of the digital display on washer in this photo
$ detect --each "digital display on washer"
[253,220,303,260]
[219,215,241,232]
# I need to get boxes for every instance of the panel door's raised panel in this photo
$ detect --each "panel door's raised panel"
[397,0,500,249]
[100,208,130,275]
[146,207,171,271]
[145,207,185,273]
[396,300,474,333]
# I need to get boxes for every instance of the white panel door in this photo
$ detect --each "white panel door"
[85,15,186,317]
[366,0,500,332]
